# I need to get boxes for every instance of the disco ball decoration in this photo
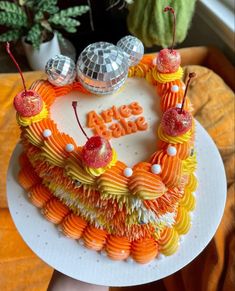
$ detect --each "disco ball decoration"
[77,42,129,95]
[117,35,144,67]
[45,54,76,86]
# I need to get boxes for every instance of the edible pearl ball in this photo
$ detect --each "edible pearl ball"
[176,103,182,108]
[43,129,52,138]
[65,143,74,152]
[151,164,162,174]
[167,145,177,156]
[123,167,133,177]
[171,85,179,92]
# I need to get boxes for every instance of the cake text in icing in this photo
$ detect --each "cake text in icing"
[87,102,148,139]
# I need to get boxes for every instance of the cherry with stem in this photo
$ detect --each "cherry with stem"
[164,6,176,51]
[72,101,89,140]
[6,42,27,96]
[180,72,196,113]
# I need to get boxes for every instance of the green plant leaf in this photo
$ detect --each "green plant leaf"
[63,26,78,33]
[36,0,59,14]
[56,6,89,18]
[26,23,43,49]
[0,29,22,42]
[34,11,44,22]
[0,1,27,18]
[0,12,28,27]
[49,15,80,27]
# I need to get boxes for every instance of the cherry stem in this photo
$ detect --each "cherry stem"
[180,72,196,113]
[72,101,89,141]
[164,6,176,51]
[6,42,27,95]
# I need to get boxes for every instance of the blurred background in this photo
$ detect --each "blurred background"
[0,0,234,72]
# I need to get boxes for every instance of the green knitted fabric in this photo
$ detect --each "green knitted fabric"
[127,0,196,47]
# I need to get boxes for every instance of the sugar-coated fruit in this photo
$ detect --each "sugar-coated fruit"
[14,90,43,117]
[162,107,192,136]
[82,136,112,168]
[156,48,181,73]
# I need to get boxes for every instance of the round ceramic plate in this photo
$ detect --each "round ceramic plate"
[7,121,226,287]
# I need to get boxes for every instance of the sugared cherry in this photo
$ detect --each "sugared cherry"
[156,6,181,73]
[14,90,43,117]
[157,48,181,73]
[162,107,192,136]
[82,136,112,168]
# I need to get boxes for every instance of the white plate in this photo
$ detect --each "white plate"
[7,121,226,287]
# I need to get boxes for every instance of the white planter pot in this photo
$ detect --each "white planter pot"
[22,33,61,71]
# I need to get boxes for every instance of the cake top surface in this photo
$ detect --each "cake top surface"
[51,77,160,167]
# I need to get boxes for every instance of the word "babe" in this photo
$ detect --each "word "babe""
[86,102,148,139]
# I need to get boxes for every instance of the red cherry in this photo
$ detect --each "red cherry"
[82,136,112,168]
[161,107,192,136]
[157,48,181,73]
[14,90,43,117]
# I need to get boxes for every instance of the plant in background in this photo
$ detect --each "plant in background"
[0,0,89,49]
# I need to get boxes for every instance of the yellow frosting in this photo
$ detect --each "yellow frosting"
[174,206,191,235]
[16,102,48,127]
[153,67,183,83]
[158,227,179,256]
[84,149,118,177]
[158,126,192,144]
[185,173,198,192]
[179,189,196,211]
[182,151,197,173]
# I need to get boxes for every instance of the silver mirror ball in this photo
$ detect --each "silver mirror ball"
[45,54,76,86]
[77,42,129,95]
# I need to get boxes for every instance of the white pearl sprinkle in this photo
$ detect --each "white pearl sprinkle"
[182,84,186,90]
[43,129,52,138]
[151,164,162,174]
[171,85,179,92]
[65,143,74,152]
[123,167,133,177]
[176,103,182,108]
[167,145,177,156]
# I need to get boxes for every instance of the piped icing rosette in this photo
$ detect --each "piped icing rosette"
[150,150,183,188]
[30,80,56,107]
[158,140,192,160]
[129,162,166,200]
[41,197,70,224]
[158,125,192,144]
[97,161,130,199]
[41,133,77,167]
[84,149,118,177]
[82,226,107,251]
[131,237,158,264]
[28,184,53,208]
[173,206,191,235]
[24,118,58,147]
[153,66,183,84]
[105,235,131,260]
[60,213,87,239]
[179,188,196,211]
[157,227,179,256]
[18,164,41,190]
[16,102,49,127]
[156,79,183,96]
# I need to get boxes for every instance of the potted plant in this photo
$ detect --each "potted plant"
[0,0,89,70]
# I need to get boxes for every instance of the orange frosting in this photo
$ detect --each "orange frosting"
[18,165,41,190]
[156,79,183,96]
[131,237,158,264]
[129,162,166,199]
[105,235,131,260]
[60,213,87,239]
[30,79,56,107]
[18,153,30,168]
[82,226,107,251]
[158,141,191,160]
[54,84,73,96]
[28,184,53,208]
[161,91,193,113]
[42,198,70,224]
[150,150,182,188]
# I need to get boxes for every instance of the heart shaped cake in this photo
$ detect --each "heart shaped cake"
[15,51,197,264]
